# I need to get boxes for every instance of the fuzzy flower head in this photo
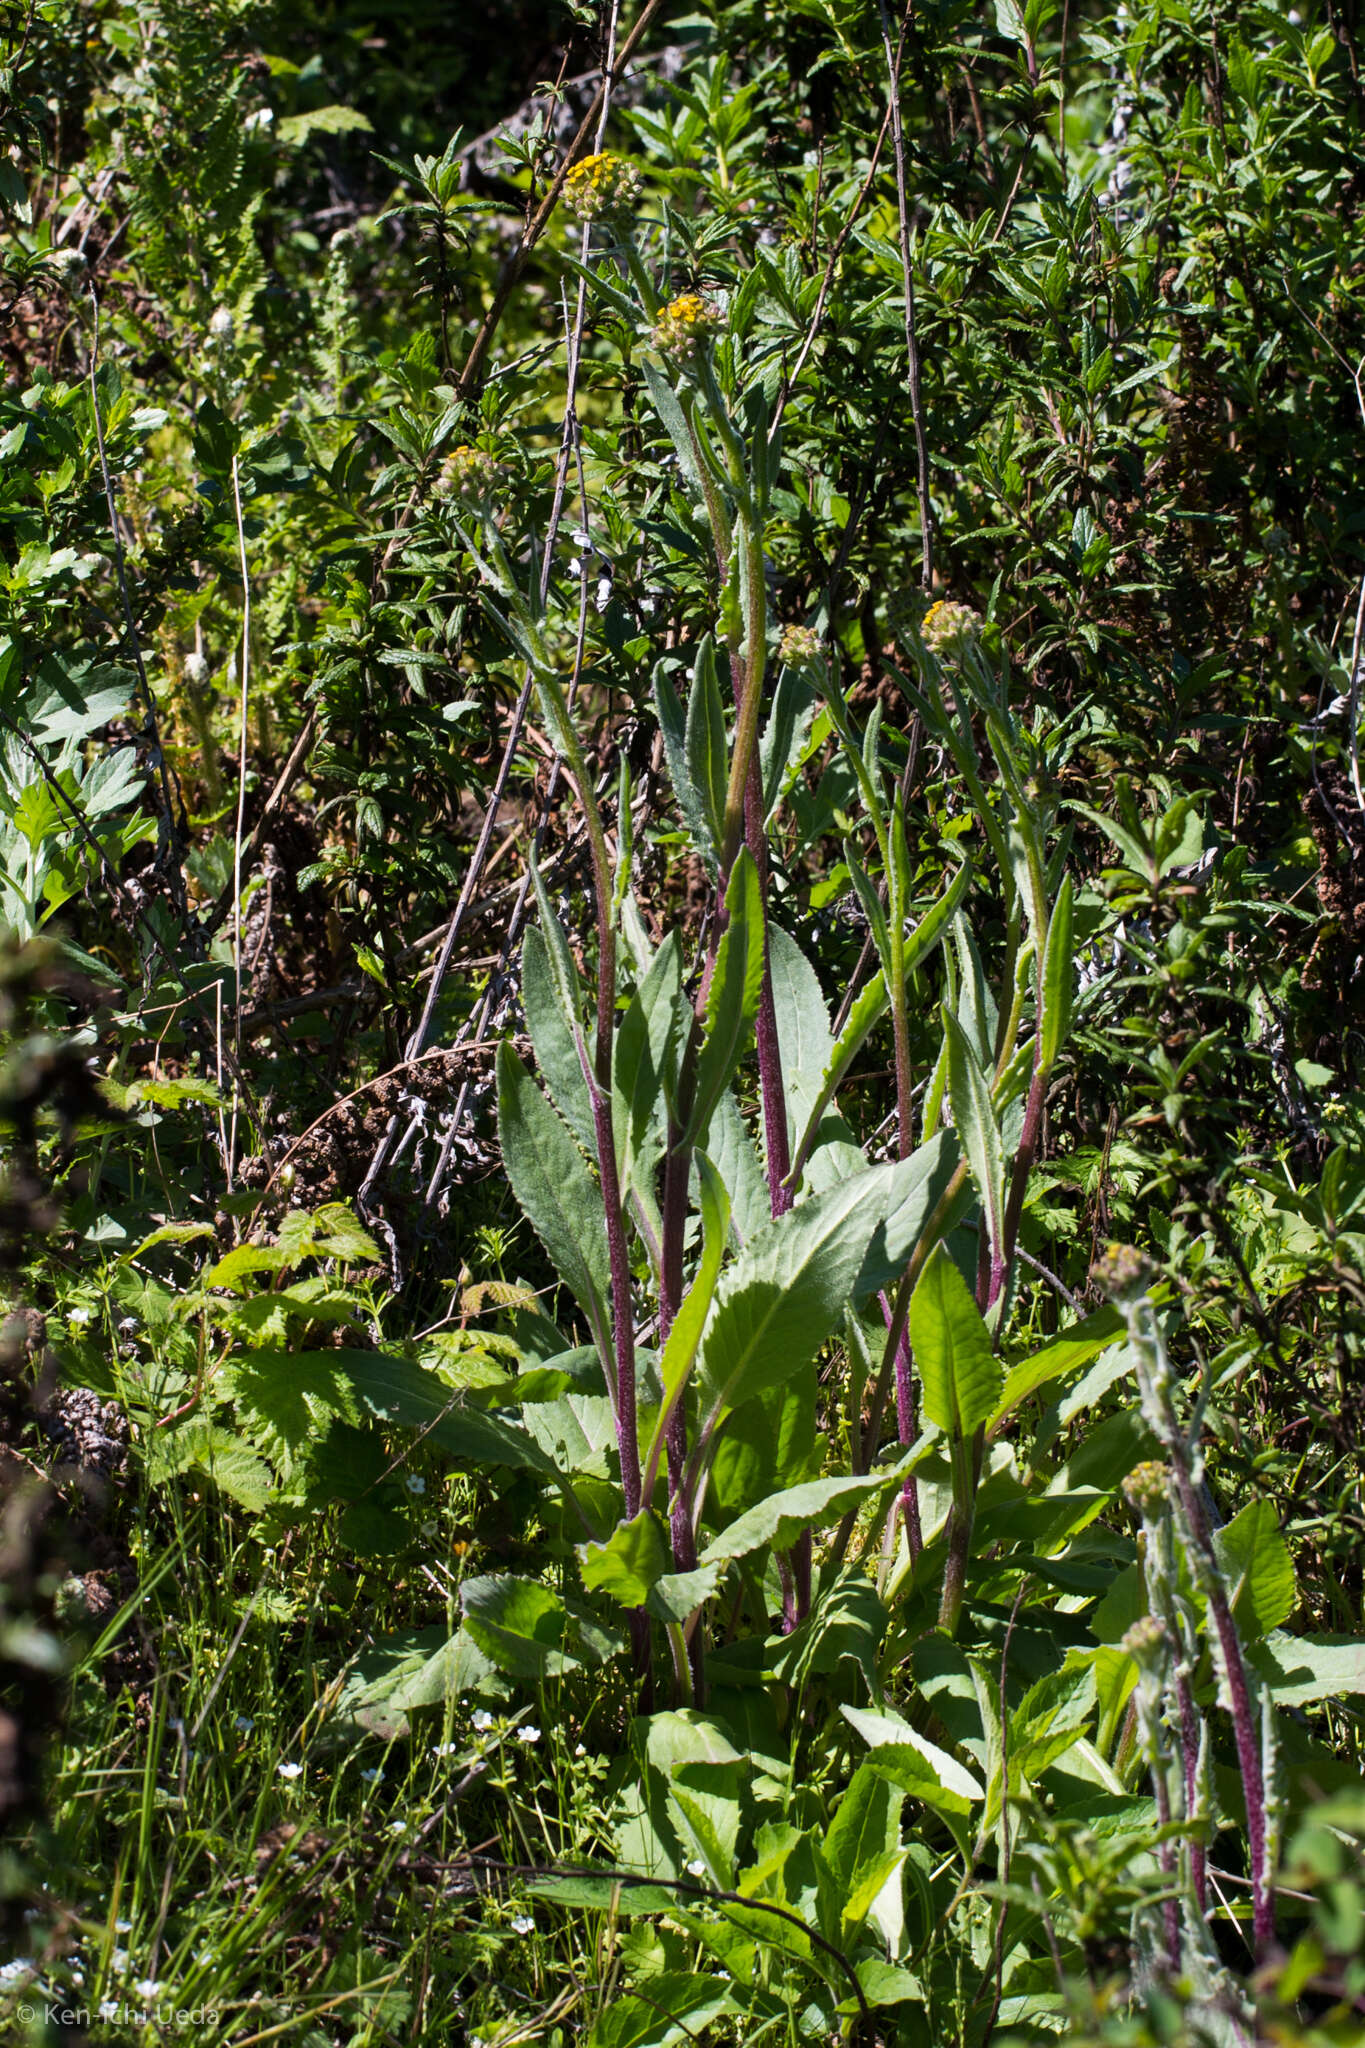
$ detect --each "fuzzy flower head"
[920,599,982,657]
[778,623,823,669]
[1122,1459,1170,1519]
[564,151,643,225]
[649,293,723,367]
[1092,1242,1156,1304]
[439,444,501,506]
[207,305,235,344]
[1121,1614,1170,1669]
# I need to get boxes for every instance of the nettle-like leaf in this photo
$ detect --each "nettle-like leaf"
[909,1244,1002,1440]
[1215,1497,1296,1639]
[523,922,594,1147]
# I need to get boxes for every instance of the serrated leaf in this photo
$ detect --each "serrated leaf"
[1215,1497,1295,1639]
[580,1510,670,1608]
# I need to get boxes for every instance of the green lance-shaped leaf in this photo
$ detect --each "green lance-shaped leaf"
[613,928,686,1196]
[685,635,729,854]
[653,659,717,871]
[787,860,972,1184]
[942,1005,1008,1276]
[1038,872,1075,1072]
[699,1459,914,1567]
[496,1041,611,1366]
[641,1152,732,1501]
[685,847,764,1144]
[988,1302,1124,1433]
[523,924,594,1147]
[909,1243,1002,1441]
[695,1140,956,1443]
[640,357,710,503]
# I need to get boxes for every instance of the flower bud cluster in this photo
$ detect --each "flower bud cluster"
[439,444,501,505]
[778,623,822,667]
[564,152,642,225]
[920,598,982,655]
[1092,1240,1156,1303]
[1122,1459,1170,1518]
[649,293,723,365]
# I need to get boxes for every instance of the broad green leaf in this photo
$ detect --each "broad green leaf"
[823,1759,901,1900]
[647,1562,725,1623]
[670,1761,743,1888]
[461,1573,582,1678]
[707,1365,819,1525]
[1215,1497,1296,1639]
[588,1973,737,2048]
[699,1462,911,1566]
[909,1244,1001,1439]
[696,1145,954,1437]
[942,1007,1007,1270]
[1249,1632,1365,1707]
[686,849,764,1143]
[580,1510,669,1608]
[842,1703,983,1810]
[497,1041,610,1360]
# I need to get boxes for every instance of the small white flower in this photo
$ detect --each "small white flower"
[517,1724,540,1745]
[420,1519,437,1538]
[387,1820,407,1836]
[134,1979,161,2001]
[405,1474,426,1495]
[431,1741,458,1758]
[99,2001,120,2022]
[67,1307,91,1327]
[472,1710,494,1732]
[685,1859,706,1878]
[276,1760,303,1780]
[0,1959,33,1985]
[360,1767,383,1784]
[114,1919,131,1934]
[118,1316,138,1336]
[208,305,235,341]
[574,1742,587,1757]
[234,1715,254,1734]
[110,1948,129,1970]
[1289,7,1302,20]
[183,650,209,687]
[245,106,274,132]
[511,1913,534,1934]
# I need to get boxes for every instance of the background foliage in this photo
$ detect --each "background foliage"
[2,0,1365,2042]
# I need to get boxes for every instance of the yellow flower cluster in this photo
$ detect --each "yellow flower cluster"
[778,623,822,667]
[439,444,501,504]
[920,598,982,655]
[649,292,723,365]
[564,151,642,224]
[1122,1460,1170,1517]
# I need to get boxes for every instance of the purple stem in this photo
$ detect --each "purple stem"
[880,1288,922,1561]
[1172,1466,1273,1954]
[1173,1666,1208,1912]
